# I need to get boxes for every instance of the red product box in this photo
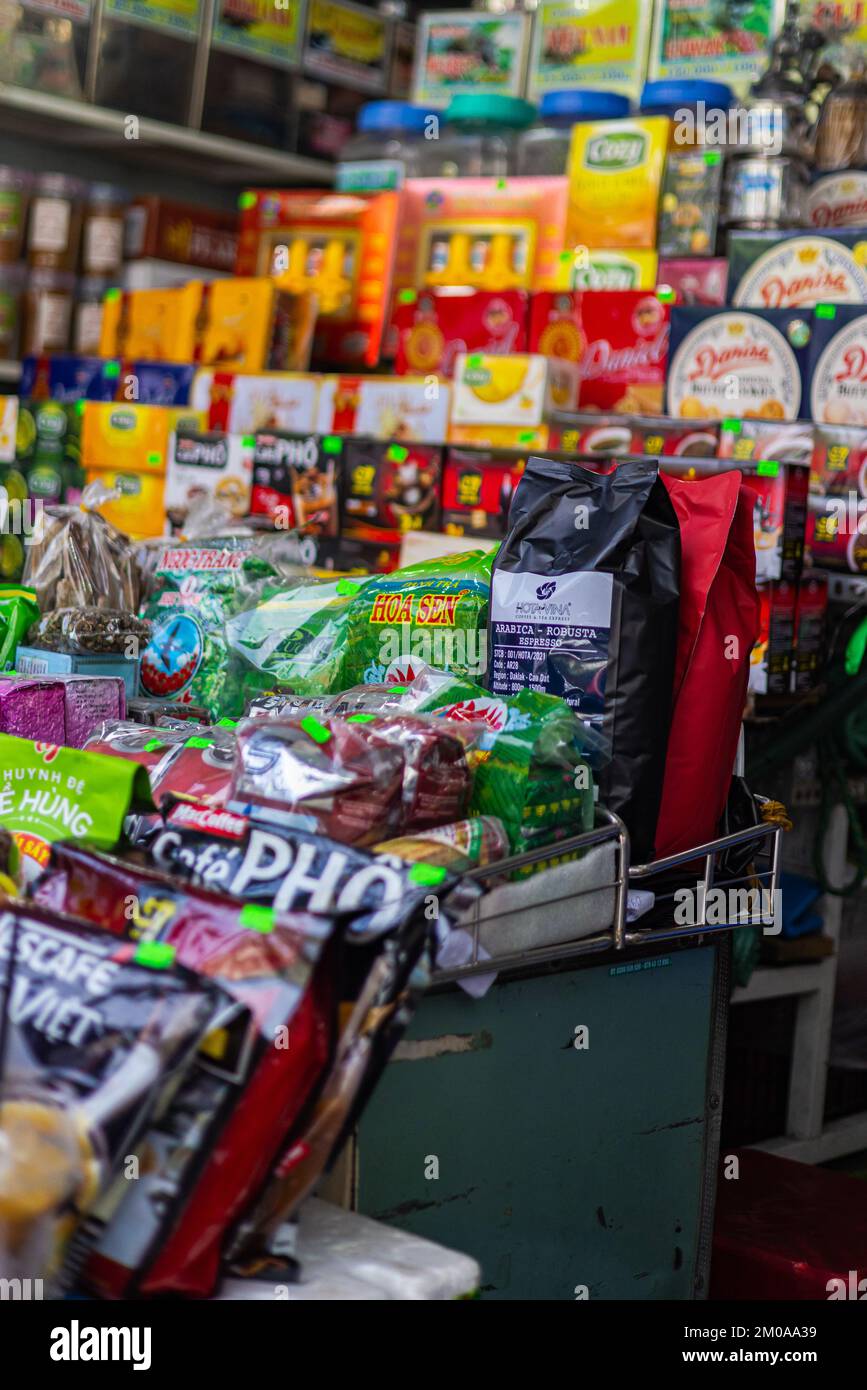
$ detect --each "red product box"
[657,258,728,306]
[717,417,814,468]
[528,290,671,415]
[441,448,527,540]
[342,440,442,534]
[792,571,828,694]
[810,422,867,497]
[662,455,808,583]
[749,578,796,697]
[125,197,239,272]
[392,288,529,378]
[807,492,867,571]
[629,416,721,458]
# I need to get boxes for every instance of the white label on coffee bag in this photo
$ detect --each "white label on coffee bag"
[490,568,613,723]
[668,312,802,420]
[810,313,867,426]
[808,173,867,231]
[733,236,867,309]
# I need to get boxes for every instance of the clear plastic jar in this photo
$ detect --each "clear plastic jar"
[419,94,536,179]
[640,79,734,150]
[0,262,25,358]
[22,268,75,355]
[74,275,112,354]
[0,169,32,264]
[82,184,127,276]
[516,90,631,175]
[336,101,430,191]
[26,174,85,272]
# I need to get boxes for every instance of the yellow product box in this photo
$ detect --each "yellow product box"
[566,117,670,250]
[99,282,205,363]
[83,403,204,539]
[552,248,659,291]
[450,353,578,428]
[447,423,551,450]
[198,279,317,373]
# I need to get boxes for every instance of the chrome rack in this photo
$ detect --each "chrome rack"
[435,805,783,985]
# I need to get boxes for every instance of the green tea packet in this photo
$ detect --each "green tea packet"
[344,548,494,687]
[0,733,154,880]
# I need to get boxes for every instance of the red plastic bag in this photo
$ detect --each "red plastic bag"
[655,472,759,858]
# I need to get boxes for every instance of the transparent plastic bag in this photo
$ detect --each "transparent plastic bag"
[230,715,405,847]
[28,608,151,656]
[23,482,139,613]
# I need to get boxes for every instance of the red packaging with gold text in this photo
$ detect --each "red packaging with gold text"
[441,448,526,540]
[528,290,671,415]
[392,288,529,377]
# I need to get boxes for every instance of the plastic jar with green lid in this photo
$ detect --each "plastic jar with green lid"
[418,94,536,178]
[0,169,32,264]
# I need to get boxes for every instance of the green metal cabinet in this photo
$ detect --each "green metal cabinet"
[357,940,728,1300]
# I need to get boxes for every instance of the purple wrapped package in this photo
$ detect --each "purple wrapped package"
[58,676,127,748]
[0,678,66,743]
[0,672,127,750]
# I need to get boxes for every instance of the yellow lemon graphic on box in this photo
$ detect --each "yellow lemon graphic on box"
[463,356,529,405]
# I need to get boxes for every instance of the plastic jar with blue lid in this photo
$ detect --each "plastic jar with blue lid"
[336,102,431,192]
[419,94,536,179]
[639,80,734,148]
[516,89,631,175]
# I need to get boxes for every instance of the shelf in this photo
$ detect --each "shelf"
[0,83,333,187]
[0,361,20,384]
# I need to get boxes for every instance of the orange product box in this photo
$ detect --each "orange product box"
[392,178,570,297]
[82,402,204,539]
[99,283,204,364]
[235,189,400,368]
[197,278,317,373]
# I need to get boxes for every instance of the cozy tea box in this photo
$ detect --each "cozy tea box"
[451,353,578,428]
[666,307,811,422]
[565,116,669,250]
[392,288,530,377]
[82,402,204,540]
[564,249,659,292]
[805,304,867,427]
[728,229,867,309]
[529,290,671,415]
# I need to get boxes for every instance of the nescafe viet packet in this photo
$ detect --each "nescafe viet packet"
[33,845,337,1299]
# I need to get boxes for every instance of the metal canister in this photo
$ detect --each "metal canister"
[723,154,809,227]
